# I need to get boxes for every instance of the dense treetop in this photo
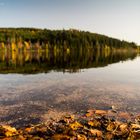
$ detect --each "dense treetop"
[0,28,138,50]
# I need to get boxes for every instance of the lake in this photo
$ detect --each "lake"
[0,50,140,127]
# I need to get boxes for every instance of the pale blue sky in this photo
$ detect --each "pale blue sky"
[0,0,140,44]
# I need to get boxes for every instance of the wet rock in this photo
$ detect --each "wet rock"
[111,105,117,113]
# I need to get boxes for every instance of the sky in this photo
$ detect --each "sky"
[0,0,140,44]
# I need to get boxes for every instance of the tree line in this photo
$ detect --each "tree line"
[0,28,139,52]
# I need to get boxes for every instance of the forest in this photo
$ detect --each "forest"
[0,28,139,52]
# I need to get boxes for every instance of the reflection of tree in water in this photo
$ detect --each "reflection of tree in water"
[0,46,138,74]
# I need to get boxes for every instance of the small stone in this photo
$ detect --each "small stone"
[111,105,115,110]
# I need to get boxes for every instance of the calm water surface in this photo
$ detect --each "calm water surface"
[0,51,140,127]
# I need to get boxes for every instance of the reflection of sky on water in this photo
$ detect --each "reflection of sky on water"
[84,56,140,85]
[0,56,140,127]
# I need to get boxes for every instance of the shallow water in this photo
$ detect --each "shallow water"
[0,51,140,127]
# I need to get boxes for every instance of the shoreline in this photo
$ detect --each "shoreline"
[0,109,140,139]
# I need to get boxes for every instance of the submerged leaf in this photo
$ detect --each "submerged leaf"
[105,132,114,140]
[119,124,128,132]
[25,127,34,132]
[106,122,116,132]
[95,110,107,115]
[90,129,102,137]
[69,121,83,130]
[131,124,140,130]
[85,110,94,117]
[2,126,17,133]
[5,131,14,137]
[52,134,70,140]
[77,134,87,140]
[88,120,101,128]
